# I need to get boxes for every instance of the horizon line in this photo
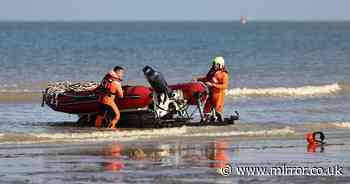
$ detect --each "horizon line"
[0,19,350,23]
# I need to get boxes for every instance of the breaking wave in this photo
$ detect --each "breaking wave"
[0,126,296,145]
[186,127,295,137]
[226,83,342,97]
[0,82,348,103]
[333,122,350,128]
[0,127,188,144]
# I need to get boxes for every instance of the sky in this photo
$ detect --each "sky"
[0,0,349,21]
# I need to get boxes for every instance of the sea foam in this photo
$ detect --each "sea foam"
[333,122,350,128]
[226,83,341,97]
[185,127,295,137]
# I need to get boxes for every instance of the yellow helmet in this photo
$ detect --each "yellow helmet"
[213,56,225,66]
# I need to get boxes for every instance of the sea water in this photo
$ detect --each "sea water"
[0,22,349,183]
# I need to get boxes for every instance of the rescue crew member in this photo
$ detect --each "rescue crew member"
[95,66,124,129]
[197,56,229,122]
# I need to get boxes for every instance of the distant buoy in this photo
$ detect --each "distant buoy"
[240,16,247,24]
[306,132,316,145]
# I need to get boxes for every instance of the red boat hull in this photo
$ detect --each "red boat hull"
[170,82,208,105]
[46,86,153,114]
[45,82,208,115]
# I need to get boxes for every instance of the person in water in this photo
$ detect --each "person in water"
[95,66,124,129]
[197,56,229,122]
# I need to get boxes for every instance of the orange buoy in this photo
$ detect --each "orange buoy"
[306,131,326,145]
[306,132,316,145]
[306,131,326,153]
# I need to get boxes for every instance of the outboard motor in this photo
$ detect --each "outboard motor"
[143,65,172,97]
[143,65,185,119]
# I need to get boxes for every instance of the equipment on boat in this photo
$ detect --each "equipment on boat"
[42,66,239,128]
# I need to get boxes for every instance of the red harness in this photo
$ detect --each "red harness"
[99,74,121,96]
[206,68,228,84]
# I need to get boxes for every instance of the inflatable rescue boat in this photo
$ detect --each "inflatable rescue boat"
[42,66,239,128]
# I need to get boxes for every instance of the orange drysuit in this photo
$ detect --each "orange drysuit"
[199,68,229,114]
[95,71,123,129]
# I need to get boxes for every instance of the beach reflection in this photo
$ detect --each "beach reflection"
[103,141,125,172]
[102,139,233,173]
[307,143,325,153]
[102,141,173,172]
[206,139,230,169]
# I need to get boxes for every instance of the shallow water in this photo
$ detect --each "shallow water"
[1,136,350,184]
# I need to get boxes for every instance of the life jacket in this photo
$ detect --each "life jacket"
[98,71,121,97]
[205,66,228,85]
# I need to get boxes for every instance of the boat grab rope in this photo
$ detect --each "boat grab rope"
[44,81,99,106]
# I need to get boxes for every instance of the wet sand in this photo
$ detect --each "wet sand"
[1,128,350,184]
